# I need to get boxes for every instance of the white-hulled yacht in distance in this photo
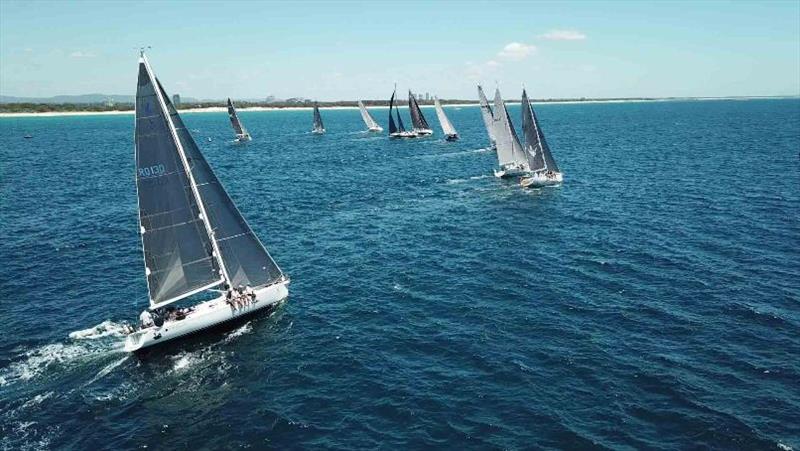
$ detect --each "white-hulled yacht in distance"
[434,96,458,141]
[388,86,417,139]
[491,88,530,178]
[123,51,289,352]
[519,88,563,188]
[408,90,433,135]
[227,98,251,142]
[358,100,383,132]
[312,102,326,134]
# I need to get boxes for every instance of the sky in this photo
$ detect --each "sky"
[1,0,799,101]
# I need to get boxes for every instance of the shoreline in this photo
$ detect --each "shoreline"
[1,96,796,118]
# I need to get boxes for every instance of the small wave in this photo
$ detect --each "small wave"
[224,322,253,342]
[68,320,129,340]
[0,343,94,386]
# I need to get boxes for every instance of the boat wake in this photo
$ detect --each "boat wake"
[68,320,129,340]
[446,174,492,185]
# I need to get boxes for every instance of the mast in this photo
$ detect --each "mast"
[141,52,231,288]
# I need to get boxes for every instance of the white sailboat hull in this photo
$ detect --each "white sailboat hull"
[235,133,252,142]
[413,128,433,136]
[124,280,290,352]
[368,126,384,132]
[312,129,326,134]
[494,165,528,178]
[520,172,563,187]
[390,131,418,139]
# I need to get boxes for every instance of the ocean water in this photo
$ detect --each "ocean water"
[1,99,799,450]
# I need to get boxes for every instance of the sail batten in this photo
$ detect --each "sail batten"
[408,91,431,131]
[434,97,457,137]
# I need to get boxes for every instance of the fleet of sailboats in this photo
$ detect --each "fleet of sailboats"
[312,102,326,134]
[124,52,290,352]
[227,98,251,142]
[358,100,383,132]
[434,97,458,141]
[116,52,563,349]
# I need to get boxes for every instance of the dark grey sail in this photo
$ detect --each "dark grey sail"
[388,91,399,134]
[312,103,324,132]
[135,61,222,307]
[408,91,430,130]
[396,104,407,132]
[227,98,246,136]
[521,89,560,173]
[156,80,284,289]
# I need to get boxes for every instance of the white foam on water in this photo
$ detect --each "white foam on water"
[777,443,793,451]
[68,320,129,340]
[84,356,129,387]
[0,343,93,386]
[224,322,253,342]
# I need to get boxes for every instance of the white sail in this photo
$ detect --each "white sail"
[492,88,527,169]
[358,100,381,130]
[434,97,457,137]
[477,84,496,146]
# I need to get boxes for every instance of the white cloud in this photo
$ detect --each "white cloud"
[465,59,501,81]
[497,42,536,61]
[486,60,501,68]
[69,51,96,58]
[540,30,587,41]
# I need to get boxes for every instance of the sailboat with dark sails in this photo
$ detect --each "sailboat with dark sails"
[227,98,251,142]
[434,97,458,141]
[492,87,530,178]
[408,90,433,135]
[519,88,563,187]
[388,87,417,139]
[358,100,383,132]
[477,84,496,149]
[123,51,290,352]
[312,102,325,134]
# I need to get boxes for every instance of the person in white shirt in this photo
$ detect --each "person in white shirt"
[139,309,154,328]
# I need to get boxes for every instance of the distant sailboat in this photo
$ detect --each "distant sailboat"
[123,51,289,352]
[388,87,416,139]
[477,84,496,148]
[312,102,325,134]
[408,90,433,135]
[434,97,458,141]
[492,88,529,178]
[358,100,383,132]
[227,98,251,142]
[519,88,563,187]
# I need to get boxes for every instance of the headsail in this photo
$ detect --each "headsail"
[521,88,560,173]
[157,81,284,290]
[477,84,496,146]
[434,97,457,136]
[395,104,407,132]
[492,88,527,169]
[388,91,398,134]
[135,57,223,307]
[312,103,325,132]
[408,91,431,130]
[227,98,248,138]
[358,100,381,130]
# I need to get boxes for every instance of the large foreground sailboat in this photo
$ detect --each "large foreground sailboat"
[434,97,458,141]
[227,98,251,142]
[312,102,325,134]
[408,90,433,135]
[477,84,496,149]
[388,87,416,139]
[124,52,289,352]
[492,88,530,178]
[358,100,383,132]
[519,88,563,187]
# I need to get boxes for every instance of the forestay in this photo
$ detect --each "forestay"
[135,60,223,307]
[157,81,284,290]
[434,97,457,136]
[521,89,560,173]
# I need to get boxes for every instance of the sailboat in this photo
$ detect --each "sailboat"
[227,98,251,142]
[408,90,433,135]
[358,100,383,132]
[477,84,496,149]
[492,88,530,178]
[312,102,325,134]
[519,88,563,188]
[388,87,417,139]
[434,97,458,141]
[124,52,290,352]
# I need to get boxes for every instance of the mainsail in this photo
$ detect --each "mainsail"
[492,88,527,169]
[408,91,431,130]
[135,57,223,307]
[227,98,248,137]
[388,91,398,134]
[358,100,380,129]
[157,80,284,290]
[434,97,457,136]
[477,84,496,146]
[312,103,324,132]
[521,88,560,173]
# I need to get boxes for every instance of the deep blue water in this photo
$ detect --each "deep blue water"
[1,99,799,450]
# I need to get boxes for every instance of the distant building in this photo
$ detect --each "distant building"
[417,93,423,101]
[172,94,181,106]
[425,92,430,101]
[105,98,115,107]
